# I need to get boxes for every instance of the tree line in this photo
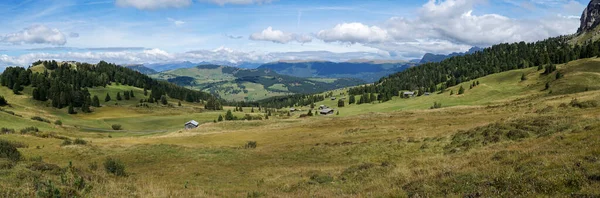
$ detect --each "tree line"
[348,35,596,101]
[0,61,219,112]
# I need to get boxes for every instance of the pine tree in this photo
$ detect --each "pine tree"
[160,95,168,105]
[124,91,130,100]
[225,110,234,120]
[338,99,345,107]
[458,86,465,95]
[251,107,254,113]
[521,73,527,81]
[178,101,182,106]
[68,103,76,114]
[307,109,313,116]
[12,83,21,94]
[92,95,100,107]
[218,114,223,122]
[143,88,148,96]
[105,93,111,102]
[265,114,269,119]
[287,111,291,116]
[336,111,339,115]
[545,82,550,90]
[130,90,135,98]
[116,92,122,101]
[349,95,356,104]
[556,71,562,79]
[0,95,8,106]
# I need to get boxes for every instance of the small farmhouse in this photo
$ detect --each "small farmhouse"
[424,92,431,96]
[331,97,336,100]
[290,108,296,112]
[319,108,334,115]
[184,120,199,130]
[402,91,415,97]
[319,105,327,110]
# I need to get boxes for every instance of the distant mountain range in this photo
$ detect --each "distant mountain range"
[419,47,483,64]
[257,60,415,82]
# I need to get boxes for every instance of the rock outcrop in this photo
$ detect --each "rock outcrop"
[579,0,600,34]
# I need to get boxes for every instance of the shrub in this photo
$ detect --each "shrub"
[570,99,598,109]
[61,139,72,146]
[54,120,62,126]
[20,127,39,134]
[0,139,21,162]
[74,138,87,145]
[430,102,442,109]
[244,141,257,149]
[111,124,122,130]
[1,128,15,134]
[31,116,51,123]
[104,157,126,176]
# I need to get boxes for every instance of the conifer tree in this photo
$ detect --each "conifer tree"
[218,114,223,122]
[160,95,168,105]
[458,86,465,95]
[116,92,122,101]
[92,95,100,107]
[130,90,135,98]
[105,93,111,102]
[124,91,130,100]
[68,103,76,114]
[225,110,234,120]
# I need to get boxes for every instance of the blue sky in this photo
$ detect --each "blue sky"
[0,0,588,68]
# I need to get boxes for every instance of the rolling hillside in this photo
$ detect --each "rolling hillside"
[151,65,365,101]
[1,57,600,197]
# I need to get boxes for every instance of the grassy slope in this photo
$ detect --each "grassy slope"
[303,58,600,117]
[1,58,600,196]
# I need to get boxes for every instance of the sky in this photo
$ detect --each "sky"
[0,0,588,69]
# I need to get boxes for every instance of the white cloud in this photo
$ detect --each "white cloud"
[1,25,67,46]
[315,0,580,55]
[167,18,185,26]
[0,47,393,70]
[199,0,274,6]
[250,27,312,44]
[115,0,192,10]
[317,23,390,44]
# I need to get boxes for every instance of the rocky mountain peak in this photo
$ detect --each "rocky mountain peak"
[578,0,600,34]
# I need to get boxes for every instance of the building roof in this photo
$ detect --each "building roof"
[185,120,199,126]
[403,91,415,95]
[320,108,334,113]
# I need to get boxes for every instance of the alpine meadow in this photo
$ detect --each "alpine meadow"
[1,0,600,197]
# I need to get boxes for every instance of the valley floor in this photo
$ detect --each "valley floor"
[1,58,600,197]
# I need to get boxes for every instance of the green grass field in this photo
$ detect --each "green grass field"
[1,58,600,197]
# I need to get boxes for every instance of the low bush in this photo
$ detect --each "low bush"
[20,127,39,134]
[430,102,442,109]
[0,139,21,162]
[31,116,51,123]
[73,138,87,145]
[570,99,598,109]
[104,157,126,176]
[54,120,62,126]
[1,128,15,134]
[111,124,122,130]
[244,141,257,149]
[61,139,72,146]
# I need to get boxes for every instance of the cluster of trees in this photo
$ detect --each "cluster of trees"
[257,94,325,109]
[348,35,597,101]
[0,61,215,112]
